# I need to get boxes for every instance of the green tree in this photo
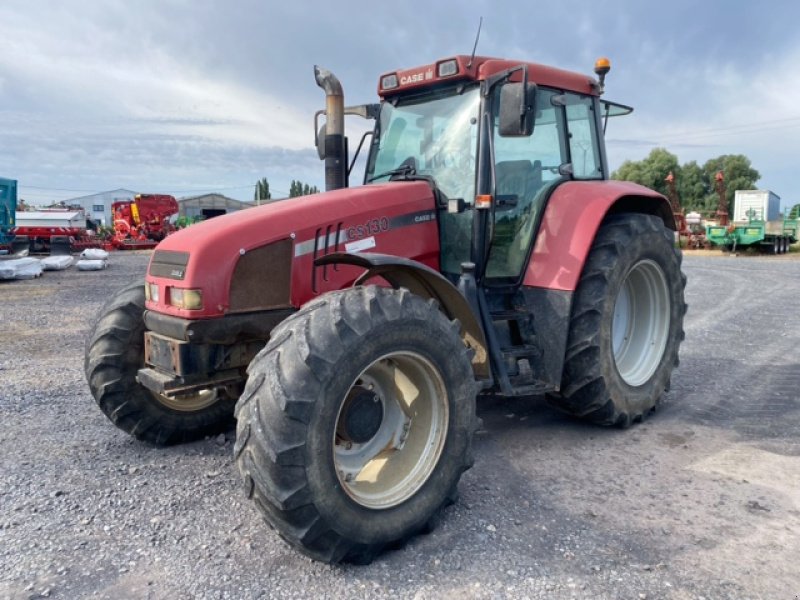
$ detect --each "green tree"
[611,148,680,197]
[612,150,761,215]
[676,161,707,212]
[289,180,319,198]
[701,154,760,212]
[254,177,271,204]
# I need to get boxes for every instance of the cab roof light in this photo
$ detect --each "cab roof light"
[594,57,611,73]
[594,57,611,95]
[381,73,399,90]
[437,59,459,78]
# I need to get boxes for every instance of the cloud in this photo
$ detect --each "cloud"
[604,36,800,197]
[2,0,800,202]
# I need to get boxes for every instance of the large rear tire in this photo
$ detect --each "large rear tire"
[548,213,686,426]
[84,282,236,445]
[234,286,477,563]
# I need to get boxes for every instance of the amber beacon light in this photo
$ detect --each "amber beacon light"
[594,57,611,94]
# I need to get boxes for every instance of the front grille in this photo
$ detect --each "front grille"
[229,239,293,312]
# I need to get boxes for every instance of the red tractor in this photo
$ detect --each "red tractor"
[85,55,685,563]
[110,194,178,248]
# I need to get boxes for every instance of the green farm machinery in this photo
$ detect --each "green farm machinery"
[706,190,798,254]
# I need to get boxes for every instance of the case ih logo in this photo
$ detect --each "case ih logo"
[400,69,434,85]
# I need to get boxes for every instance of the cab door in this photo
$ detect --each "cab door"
[485,89,603,282]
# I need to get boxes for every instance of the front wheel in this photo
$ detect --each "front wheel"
[84,282,236,445]
[234,286,477,563]
[548,213,686,426]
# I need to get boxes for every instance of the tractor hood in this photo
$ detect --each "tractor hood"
[145,181,441,318]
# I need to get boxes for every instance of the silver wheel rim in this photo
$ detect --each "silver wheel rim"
[333,352,449,509]
[611,259,671,387]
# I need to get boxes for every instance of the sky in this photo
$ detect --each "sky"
[1,0,799,208]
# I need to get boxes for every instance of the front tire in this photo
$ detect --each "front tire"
[549,213,686,426]
[234,286,477,563]
[84,282,236,445]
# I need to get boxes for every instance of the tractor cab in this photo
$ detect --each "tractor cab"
[323,56,633,283]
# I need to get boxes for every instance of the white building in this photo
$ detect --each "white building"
[66,188,139,226]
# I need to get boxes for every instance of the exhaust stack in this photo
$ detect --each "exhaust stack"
[314,66,347,191]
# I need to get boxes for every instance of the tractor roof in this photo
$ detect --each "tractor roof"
[377,55,597,98]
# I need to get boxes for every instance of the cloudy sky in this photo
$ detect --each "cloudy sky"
[1,0,798,206]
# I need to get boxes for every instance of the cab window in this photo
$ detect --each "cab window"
[485,89,567,279]
[565,94,602,179]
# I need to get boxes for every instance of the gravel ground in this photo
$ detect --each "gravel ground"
[1,250,799,599]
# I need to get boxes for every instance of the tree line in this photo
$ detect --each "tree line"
[611,149,760,214]
[254,177,319,203]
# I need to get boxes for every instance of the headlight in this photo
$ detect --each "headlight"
[169,287,203,310]
[145,282,159,302]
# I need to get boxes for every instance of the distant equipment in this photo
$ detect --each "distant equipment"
[110,194,178,250]
[12,209,101,255]
[706,189,797,253]
[0,177,30,256]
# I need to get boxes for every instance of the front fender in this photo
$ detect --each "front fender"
[523,180,672,291]
[316,252,489,379]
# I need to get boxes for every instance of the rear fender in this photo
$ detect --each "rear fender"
[316,252,489,379]
[523,180,673,291]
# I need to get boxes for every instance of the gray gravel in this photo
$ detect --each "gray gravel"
[1,250,799,599]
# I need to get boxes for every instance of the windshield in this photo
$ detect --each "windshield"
[366,87,480,202]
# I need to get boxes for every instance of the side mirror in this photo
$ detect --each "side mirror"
[314,109,327,159]
[316,125,327,159]
[315,104,379,160]
[498,82,537,137]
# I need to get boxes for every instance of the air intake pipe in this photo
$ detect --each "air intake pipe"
[314,66,347,191]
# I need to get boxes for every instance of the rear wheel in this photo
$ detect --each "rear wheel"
[85,282,236,445]
[234,286,477,563]
[548,213,686,426]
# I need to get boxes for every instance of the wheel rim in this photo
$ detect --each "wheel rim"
[151,389,219,412]
[611,259,671,387]
[333,351,449,509]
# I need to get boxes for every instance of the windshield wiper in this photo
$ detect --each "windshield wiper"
[366,163,416,183]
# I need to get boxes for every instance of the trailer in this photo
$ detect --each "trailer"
[13,210,102,254]
[706,190,797,253]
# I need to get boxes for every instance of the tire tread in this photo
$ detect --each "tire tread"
[549,214,686,426]
[236,286,477,563]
